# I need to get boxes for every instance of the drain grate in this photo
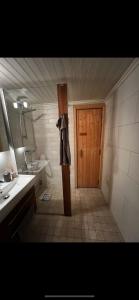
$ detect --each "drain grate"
[39,191,51,201]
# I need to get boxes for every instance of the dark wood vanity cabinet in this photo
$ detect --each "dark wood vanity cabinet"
[0,186,36,242]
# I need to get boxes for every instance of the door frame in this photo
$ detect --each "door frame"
[73,103,105,188]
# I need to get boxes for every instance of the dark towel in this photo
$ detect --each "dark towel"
[56,113,71,165]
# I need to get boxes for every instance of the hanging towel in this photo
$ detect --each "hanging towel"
[56,113,71,165]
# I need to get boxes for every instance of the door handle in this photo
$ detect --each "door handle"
[80,149,83,157]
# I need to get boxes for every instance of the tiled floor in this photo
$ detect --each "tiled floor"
[20,188,124,242]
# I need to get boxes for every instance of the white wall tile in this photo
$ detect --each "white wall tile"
[135,93,139,122]
[101,146,113,203]
[118,170,133,200]
[105,97,114,129]
[112,126,119,146]
[128,152,139,185]
[104,127,112,146]
[111,170,139,241]
[118,123,139,153]
[115,148,130,174]
[102,63,139,241]
[118,92,138,125]
[111,175,125,230]
[112,93,122,126]
[116,64,139,101]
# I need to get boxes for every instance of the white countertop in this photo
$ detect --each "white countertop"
[0,160,49,223]
[0,174,36,223]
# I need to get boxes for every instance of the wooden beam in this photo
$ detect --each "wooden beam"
[57,83,71,216]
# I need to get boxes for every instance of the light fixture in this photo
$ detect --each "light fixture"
[23,101,28,108]
[13,97,29,109]
[13,102,18,109]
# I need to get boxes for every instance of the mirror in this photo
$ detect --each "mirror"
[3,89,36,150]
[4,94,23,149]
[0,95,9,152]
[3,89,36,171]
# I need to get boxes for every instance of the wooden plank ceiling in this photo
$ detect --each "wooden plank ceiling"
[0,58,134,104]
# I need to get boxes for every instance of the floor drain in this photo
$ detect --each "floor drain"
[39,191,51,201]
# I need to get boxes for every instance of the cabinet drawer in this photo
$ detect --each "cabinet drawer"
[8,193,34,237]
[0,186,36,241]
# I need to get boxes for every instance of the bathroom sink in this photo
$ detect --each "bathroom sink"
[19,160,48,175]
[19,161,41,175]
[28,161,40,171]
[24,161,41,173]
[22,167,41,174]
[0,178,17,201]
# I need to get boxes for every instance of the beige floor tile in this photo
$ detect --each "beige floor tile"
[94,222,120,233]
[41,235,54,242]
[21,187,124,243]
[96,231,105,241]
[85,230,97,240]
[103,231,123,242]
[72,229,82,239]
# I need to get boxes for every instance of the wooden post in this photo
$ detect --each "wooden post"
[57,83,71,216]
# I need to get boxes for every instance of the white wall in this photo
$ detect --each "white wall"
[102,62,139,242]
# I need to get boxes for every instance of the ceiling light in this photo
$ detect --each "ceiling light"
[13,102,18,108]
[23,101,28,108]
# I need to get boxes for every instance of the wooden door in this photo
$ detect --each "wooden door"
[76,108,103,187]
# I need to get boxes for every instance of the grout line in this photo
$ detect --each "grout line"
[127,151,132,176]
[105,145,139,155]
[116,121,139,127]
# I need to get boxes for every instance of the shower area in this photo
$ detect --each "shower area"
[1,86,71,218]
